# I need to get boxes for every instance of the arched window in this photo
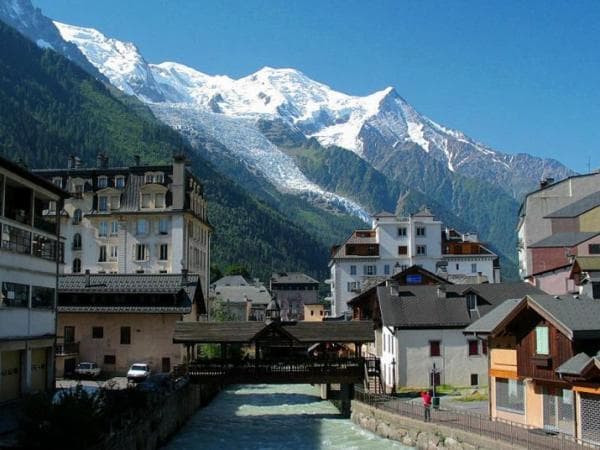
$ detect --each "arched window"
[72,258,81,273]
[72,209,82,225]
[73,233,82,250]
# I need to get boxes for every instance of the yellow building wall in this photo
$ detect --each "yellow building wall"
[580,206,600,232]
[525,381,544,428]
[490,349,517,372]
[303,304,324,321]
[58,312,186,375]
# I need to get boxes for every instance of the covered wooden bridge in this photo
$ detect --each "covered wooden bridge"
[173,320,375,384]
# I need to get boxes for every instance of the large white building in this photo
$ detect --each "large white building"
[34,154,211,299]
[0,156,67,403]
[328,208,498,317]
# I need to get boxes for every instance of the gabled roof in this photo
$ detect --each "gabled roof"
[412,206,434,218]
[211,275,250,288]
[373,211,396,218]
[378,282,542,329]
[528,232,600,248]
[571,256,600,273]
[467,294,600,340]
[60,273,199,296]
[270,272,319,285]
[545,191,600,218]
[555,352,600,376]
[172,320,374,344]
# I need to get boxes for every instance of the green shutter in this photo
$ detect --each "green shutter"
[535,326,549,355]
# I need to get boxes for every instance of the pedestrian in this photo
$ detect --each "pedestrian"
[421,390,432,422]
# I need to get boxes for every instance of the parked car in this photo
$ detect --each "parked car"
[74,362,101,378]
[127,363,151,382]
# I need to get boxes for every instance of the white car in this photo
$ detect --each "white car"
[74,362,101,378]
[127,363,151,382]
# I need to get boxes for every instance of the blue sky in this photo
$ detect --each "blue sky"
[35,0,600,172]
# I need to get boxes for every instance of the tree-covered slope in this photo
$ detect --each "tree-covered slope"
[0,20,341,280]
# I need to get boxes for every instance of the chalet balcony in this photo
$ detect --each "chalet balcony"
[56,340,79,356]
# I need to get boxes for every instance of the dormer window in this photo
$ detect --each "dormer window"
[466,293,477,311]
[141,194,152,208]
[98,196,108,212]
[155,193,165,208]
[97,176,108,189]
[115,176,125,189]
[155,173,164,183]
[145,174,154,184]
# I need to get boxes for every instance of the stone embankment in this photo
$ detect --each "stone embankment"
[94,382,219,450]
[351,400,524,450]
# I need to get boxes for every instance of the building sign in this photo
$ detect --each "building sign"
[406,274,422,284]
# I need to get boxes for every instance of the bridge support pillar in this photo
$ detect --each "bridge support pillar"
[319,383,331,400]
[339,383,354,418]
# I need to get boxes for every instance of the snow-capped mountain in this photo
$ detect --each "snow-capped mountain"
[52,21,573,204]
[0,0,104,80]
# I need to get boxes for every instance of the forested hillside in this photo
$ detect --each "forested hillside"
[0,20,351,280]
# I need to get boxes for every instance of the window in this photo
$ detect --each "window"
[145,174,154,184]
[347,281,360,292]
[31,286,54,308]
[481,340,488,355]
[398,246,408,255]
[97,176,108,188]
[110,221,119,235]
[535,326,549,355]
[72,258,81,273]
[98,196,108,212]
[350,265,357,275]
[416,226,426,237]
[120,326,131,345]
[110,246,118,260]
[416,245,427,255]
[496,378,524,413]
[104,355,116,365]
[72,209,82,225]
[141,194,152,208]
[92,327,104,339]
[467,293,477,311]
[155,193,165,208]
[468,340,479,356]
[589,244,600,254]
[363,265,377,276]
[98,221,108,237]
[471,374,479,386]
[155,173,164,183]
[384,264,390,275]
[115,176,125,189]
[98,245,107,262]
[471,263,477,273]
[430,340,441,357]
[1,282,29,308]
[73,233,82,250]
[456,263,460,270]
[159,218,170,235]
[110,195,120,210]
[159,244,168,261]
[136,244,148,261]
[136,219,148,235]
[398,227,407,237]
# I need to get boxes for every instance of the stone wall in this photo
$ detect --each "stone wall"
[351,400,524,450]
[93,382,219,450]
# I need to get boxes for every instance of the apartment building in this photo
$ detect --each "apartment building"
[328,208,498,316]
[34,154,211,299]
[0,156,67,402]
[270,272,320,321]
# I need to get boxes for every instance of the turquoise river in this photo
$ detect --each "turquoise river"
[164,384,412,449]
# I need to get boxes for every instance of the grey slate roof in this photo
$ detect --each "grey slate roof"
[527,294,600,338]
[528,232,600,248]
[378,282,542,328]
[545,191,600,218]
[211,275,251,288]
[173,320,374,343]
[464,298,523,334]
[60,273,200,299]
[555,352,598,375]
[271,272,319,285]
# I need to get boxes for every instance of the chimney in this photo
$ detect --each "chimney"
[437,285,447,298]
[67,155,75,169]
[181,268,189,286]
[85,269,91,288]
[539,177,555,189]
[133,154,141,166]
[171,155,186,210]
[74,157,82,168]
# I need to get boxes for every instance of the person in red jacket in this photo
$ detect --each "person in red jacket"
[421,390,432,421]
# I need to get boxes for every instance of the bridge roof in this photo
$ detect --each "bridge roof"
[173,320,374,344]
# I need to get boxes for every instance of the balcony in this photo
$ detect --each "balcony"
[1,220,64,263]
[56,341,80,356]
